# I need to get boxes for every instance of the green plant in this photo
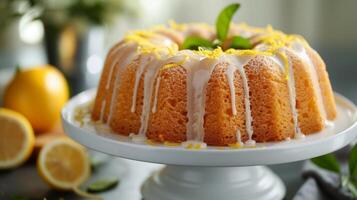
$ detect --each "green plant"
[311,144,357,197]
[181,3,252,51]
[0,0,30,28]
[32,0,138,28]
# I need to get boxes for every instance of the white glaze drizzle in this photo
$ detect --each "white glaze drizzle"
[98,45,124,120]
[106,44,138,123]
[184,56,218,142]
[225,55,255,144]
[226,64,237,116]
[148,51,216,146]
[105,63,116,90]
[129,133,147,143]
[99,43,136,122]
[235,129,243,145]
[181,140,207,149]
[291,42,327,125]
[126,35,180,140]
[130,55,153,113]
[152,76,161,113]
[138,57,165,136]
[99,100,106,122]
[130,35,178,114]
[105,44,128,89]
[270,52,303,138]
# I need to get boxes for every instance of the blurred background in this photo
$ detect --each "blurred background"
[0,0,356,100]
[0,0,356,199]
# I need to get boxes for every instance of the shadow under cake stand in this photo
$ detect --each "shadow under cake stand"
[62,89,357,200]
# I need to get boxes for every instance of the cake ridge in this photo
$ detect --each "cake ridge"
[290,42,328,124]
[107,43,138,124]
[224,54,254,143]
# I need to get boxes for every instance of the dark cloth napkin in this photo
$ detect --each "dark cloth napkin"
[293,147,355,200]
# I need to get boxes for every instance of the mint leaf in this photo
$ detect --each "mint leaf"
[341,175,350,189]
[349,144,357,177]
[311,154,340,174]
[87,178,119,193]
[348,179,357,197]
[216,3,240,42]
[181,36,214,50]
[230,36,252,49]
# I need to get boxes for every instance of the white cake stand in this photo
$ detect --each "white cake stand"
[62,89,357,200]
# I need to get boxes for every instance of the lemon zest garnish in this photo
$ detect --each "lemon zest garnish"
[194,144,202,149]
[124,29,178,59]
[185,143,194,149]
[161,63,179,71]
[167,43,179,56]
[146,139,157,146]
[228,143,242,149]
[163,141,181,147]
[184,143,204,150]
[123,22,310,69]
[225,49,272,57]
[258,32,308,54]
[196,47,224,59]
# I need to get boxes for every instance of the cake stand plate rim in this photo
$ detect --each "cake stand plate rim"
[61,88,357,166]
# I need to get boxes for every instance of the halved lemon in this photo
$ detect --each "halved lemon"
[37,138,90,190]
[0,108,35,169]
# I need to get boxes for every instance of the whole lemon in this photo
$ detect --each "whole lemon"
[4,66,69,132]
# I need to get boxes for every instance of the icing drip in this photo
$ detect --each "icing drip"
[152,76,161,113]
[283,52,304,138]
[226,64,237,116]
[291,42,327,124]
[270,52,303,138]
[98,45,125,120]
[105,45,127,89]
[129,133,146,143]
[131,55,153,113]
[106,44,138,123]
[181,140,207,149]
[99,43,137,123]
[235,129,243,145]
[225,55,255,144]
[245,139,256,146]
[104,46,129,90]
[138,57,164,136]
[184,57,218,142]
[105,63,116,90]
[99,100,106,122]
[129,33,178,113]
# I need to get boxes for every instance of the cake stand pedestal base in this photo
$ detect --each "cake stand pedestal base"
[141,165,286,200]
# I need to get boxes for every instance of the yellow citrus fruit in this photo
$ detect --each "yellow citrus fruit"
[0,108,35,169]
[3,66,69,132]
[37,138,90,190]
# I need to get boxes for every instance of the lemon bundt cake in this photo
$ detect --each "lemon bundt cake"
[91,4,336,147]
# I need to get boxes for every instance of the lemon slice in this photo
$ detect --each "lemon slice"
[0,108,35,169]
[37,138,90,190]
